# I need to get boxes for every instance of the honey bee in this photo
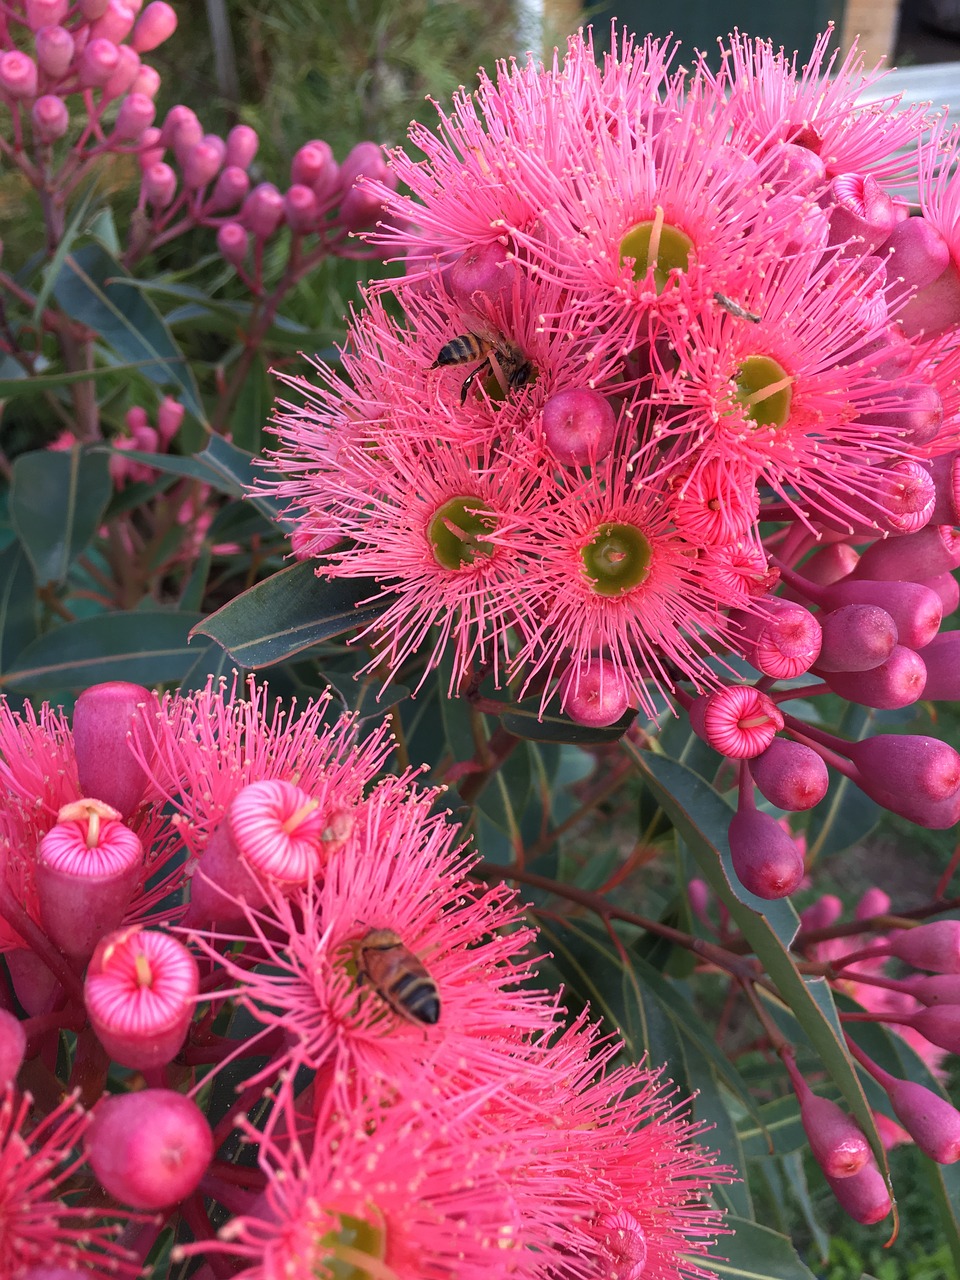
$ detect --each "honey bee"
[432,331,533,405]
[356,928,440,1026]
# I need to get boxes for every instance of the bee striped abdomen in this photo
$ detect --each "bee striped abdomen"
[357,928,441,1026]
[433,333,491,368]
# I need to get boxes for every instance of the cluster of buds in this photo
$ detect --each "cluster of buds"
[259,26,960,902]
[0,677,729,1276]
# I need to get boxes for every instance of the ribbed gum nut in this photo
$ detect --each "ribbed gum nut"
[0,1009,26,1087]
[737,598,822,679]
[85,927,198,1069]
[690,686,784,758]
[31,95,68,142]
[800,1092,871,1178]
[227,779,327,886]
[814,604,898,673]
[814,578,941,651]
[90,0,135,44]
[870,383,943,448]
[847,735,960,804]
[541,388,617,465]
[130,1,178,52]
[909,1005,960,1053]
[36,798,143,960]
[73,681,152,819]
[241,183,285,239]
[284,184,319,234]
[820,645,927,710]
[86,1090,213,1208]
[926,452,960,523]
[858,458,937,535]
[7,949,59,1016]
[558,658,631,728]
[113,91,155,141]
[142,160,176,207]
[0,51,39,99]
[225,123,259,170]
[157,396,184,448]
[728,808,805,899]
[749,739,829,811]
[886,1078,960,1162]
[78,38,119,88]
[35,26,74,78]
[888,921,960,973]
[906,974,960,1005]
[217,222,249,267]
[182,135,226,189]
[449,241,516,312]
[26,0,69,28]
[826,1159,892,1224]
[827,173,897,253]
[208,165,250,213]
[852,523,960,582]
[596,1208,647,1280]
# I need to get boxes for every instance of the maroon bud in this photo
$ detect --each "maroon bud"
[800,1092,871,1179]
[736,597,821,679]
[857,777,960,828]
[905,973,960,1005]
[869,383,943,448]
[917,632,960,700]
[86,1089,213,1208]
[6,949,59,1016]
[819,645,926,710]
[848,735,960,805]
[908,1005,960,1053]
[886,1078,960,1163]
[749,739,829,811]
[73,681,153,818]
[181,820,260,927]
[800,542,859,586]
[828,173,898,254]
[852,524,960,582]
[814,578,940,651]
[920,570,960,615]
[728,808,805,899]
[814,604,897,673]
[880,216,951,297]
[0,1009,26,1087]
[826,1159,892,1224]
[541,388,617,465]
[888,921,960,973]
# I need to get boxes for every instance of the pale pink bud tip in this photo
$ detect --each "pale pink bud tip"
[749,739,829,811]
[131,1,177,52]
[888,921,960,973]
[0,52,39,100]
[596,1208,648,1280]
[35,27,75,80]
[729,808,805,899]
[31,95,69,142]
[113,91,155,141]
[800,1093,871,1179]
[91,0,136,45]
[542,387,617,465]
[827,1160,892,1224]
[217,221,249,267]
[690,685,784,758]
[87,1090,213,1208]
[25,0,69,30]
[559,658,631,728]
[85,926,198,1069]
[228,779,328,885]
[72,680,153,818]
[0,1009,26,1088]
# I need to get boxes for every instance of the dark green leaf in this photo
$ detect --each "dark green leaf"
[194,562,394,668]
[781,1151,830,1264]
[739,1095,805,1160]
[98,447,237,491]
[500,696,636,744]
[0,361,184,399]
[10,447,112,585]
[0,542,37,672]
[710,1216,818,1279]
[0,610,205,692]
[317,652,409,720]
[928,1159,960,1278]
[681,1045,754,1219]
[198,435,291,525]
[474,741,531,838]
[228,354,272,452]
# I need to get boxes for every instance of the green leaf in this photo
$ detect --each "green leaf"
[474,740,531,839]
[228,354,272,452]
[0,611,205,692]
[928,1159,960,1278]
[51,243,204,421]
[194,563,394,668]
[317,653,409,720]
[709,1215,818,1280]
[738,1095,805,1160]
[682,1046,754,1220]
[10,447,112,585]
[0,542,37,673]
[781,1151,830,1264]
[197,435,290,525]
[0,361,184,399]
[499,696,636,745]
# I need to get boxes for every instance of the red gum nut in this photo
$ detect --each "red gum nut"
[86,1090,213,1208]
[814,604,897,673]
[800,1092,871,1178]
[449,241,516,311]
[886,1078,960,1163]
[847,735,960,804]
[827,173,898,254]
[559,658,631,728]
[34,26,74,79]
[749,739,829,811]
[541,388,617,465]
[887,921,960,973]
[73,681,153,819]
[819,645,927,710]
[0,1009,26,1087]
[728,809,805,899]
[826,1159,892,1224]
[852,524,960,582]
[811,579,941,652]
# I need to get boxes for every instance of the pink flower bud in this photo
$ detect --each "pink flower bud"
[820,645,927,710]
[852,523,960,582]
[7,949,59,1016]
[906,974,960,1005]
[826,1159,891,1224]
[241,182,284,239]
[449,240,517,313]
[736,597,822,679]
[885,1077,960,1162]
[765,140,825,196]
[855,886,891,920]
[800,893,843,932]
[137,124,163,168]
[25,0,69,30]
[869,383,943,449]
[283,183,319,234]
[102,44,140,101]
[925,452,960,525]
[142,159,176,207]
[36,798,143,960]
[338,182,385,232]
[0,1009,26,1088]
[799,1091,871,1179]
[225,123,259,169]
[828,174,898,254]
[31,94,68,141]
[85,926,198,1068]
[160,103,201,156]
[917,631,960,700]
[749,739,829,811]
[339,139,393,190]
[182,135,225,189]
[183,821,256,926]
[814,604,898,673]
[207,164,248,212]
[0,51,39,100]
[689,685,783,758]
[728,807,805,899]
[72,680,153,818]
[130,1,177,52]
[291,138,333,187]
[925,570,959,614]
[881,216,950,296]
[909,1005,960,1053]
[216,221,248,266]
[228,779,327,887]
[156,396,184,447]
[559,657,631,727]
[900,259,960,339]
[799,541,859,586]
[688,878,712,927]
[859,775,960,828]
[90,0,135,45]
[130,63,160,97]
[888,921,960,973]
[86,1090,213,1208]
[812,578,941,652]
[80,0,110,16]
[78,38,120,89]
[34,26,74,79]
[112,90,154,140]
[542,388,617,465]
[848,735,960,804]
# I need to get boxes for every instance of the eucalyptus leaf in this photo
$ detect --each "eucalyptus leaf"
[10,447,112,585]
[708,1215,818,1280]
[0,542,37,673]
[499,696,636,744]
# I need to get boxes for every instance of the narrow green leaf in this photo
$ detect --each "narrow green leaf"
[781,1151,830,1265]
[706,1215,818,1280]
[229,354,272,452]
[738,1095,804,1160]
[0,542,38,673]
[194,563,394,667]
[33,182,98,322]
[0,360,184,398]
[500,697,636,745]
[10,447,112,584]
[928,1159,960,1278]
[681,1046,754,1220]
[198,435,290,524]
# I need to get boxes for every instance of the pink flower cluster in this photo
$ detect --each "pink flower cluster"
[0,678,727,1277]
[260,27,960,899]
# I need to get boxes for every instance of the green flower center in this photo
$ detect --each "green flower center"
[581,522,652,595]
[428,497,497,569]
[734,355,793,429]
[619,206,694,292]
[316,1212,385,1279]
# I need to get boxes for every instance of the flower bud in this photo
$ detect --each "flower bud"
[34,26,74,79]
[283,183,319,234]
[825,579,940,651]
[80,0,110,16]
[800,893,843,932]
[800,1092,871,1179]
[888,921,960,973]
[241,182,284,238]
[73,681,153,818]
[736,597,822,679]
[0,51,39,99]
[87,1089,213,1208]
[886,1078,960,1162]
[909,1005,960,1053]
[160,104,201,157]
[749,739,829,811]
[857,776,960,828]
[77,37,119,89]
[26,0,69,29]
[339,139,393,190]
[130,63,160,97]
[137,124,163,169]
[814,604,898,673]
[338,182,385,231]
[207,164,249,212]
[826,1159,891,1224]
[869,382,943,448]
[765,140,825,196]
[690,685,783,758]
[728,808,805,899]
[182,135,225,189]
[156,396,184,447]
[130,1,177,52]
[905,973,960,1005]
[216,221,248,267]
[112,90,154,140]
[852,523,960,582]
[855,886,891,920]
[449,240,517,312]
[0,1009,26,1087]
[542,388,617,465]
[900,259,960,340]
[90,1,136,44]
[142,160,176,207]
[881,216,950,298]
[819,645,927,710]
[799,541,859,586]
[595,1209,647,1280]
[828,173,898,254]
[847,735,960,804]
[7,949,59,1017]
[558,657,631,728]
[101,44,139,101]
[225,123,259,169]
[31,94,68,142]
[85,927,198,1068]
[291,138,334,187]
